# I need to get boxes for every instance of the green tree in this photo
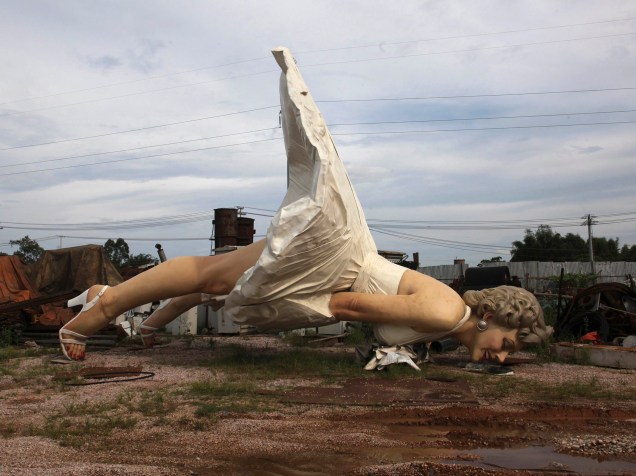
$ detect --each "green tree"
[510,225,584,262]
[479,256,504,267]
[620,244,636,261]
[126,253,158,268]
[511,226,635,262]
[104,238,158,269]
[592,237,620,261]
[9,235,44,264]
[104,238,130,268]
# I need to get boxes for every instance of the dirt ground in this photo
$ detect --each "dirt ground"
[1,334,635,475]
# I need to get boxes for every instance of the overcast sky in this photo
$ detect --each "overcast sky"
[1,1,635,266]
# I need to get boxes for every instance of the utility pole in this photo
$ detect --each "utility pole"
[582,214,597,278]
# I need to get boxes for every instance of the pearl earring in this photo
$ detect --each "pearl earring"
[477,319,489,331]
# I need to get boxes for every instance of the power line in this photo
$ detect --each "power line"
[4,87,636,152]
[318,87,636,104]
[3,30,634,119]
[6,120,636,177]
[5,107,635,169]
[0,69,279,119]
[4,15,634,107]
[3,210,634,232]
[331,119,636,137]
[0,137,282,177]
[370,228,511,254]
[0,127,278,168]
[296,16,636,54]
[304,31,636,69]
[329,108,636,127]
[0,106,279,151]
[0,57,271,108]
[3,118,636,177]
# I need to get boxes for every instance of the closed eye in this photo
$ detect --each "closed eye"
[503,338,515,352]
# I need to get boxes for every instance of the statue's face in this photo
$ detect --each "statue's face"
[469,318,519,363]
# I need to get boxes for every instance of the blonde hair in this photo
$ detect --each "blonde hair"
[463,286,552,346]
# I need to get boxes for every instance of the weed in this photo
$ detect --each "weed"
[207,344,361,380]
[137,390,176,416]
[183,331,195,349]
[31,414,137,447]
[0,327,14,347]
[343,322,374,346]
[472,373,636,402]
[63,400,119,416]
[281,330,316,347]
[189,379,257,398]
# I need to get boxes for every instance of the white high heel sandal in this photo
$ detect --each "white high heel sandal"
[139,298,171,348]
[59,285,109,361]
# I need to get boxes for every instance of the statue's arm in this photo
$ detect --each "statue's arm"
[329,271,465,332]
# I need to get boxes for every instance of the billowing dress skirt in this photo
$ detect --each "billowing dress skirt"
[224,47,408,331]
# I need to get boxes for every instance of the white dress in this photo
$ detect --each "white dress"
[224,47,463,343]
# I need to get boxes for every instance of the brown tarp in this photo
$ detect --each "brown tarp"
[0,255,39,305]
[0,245,124,326]
[26,244,123,296]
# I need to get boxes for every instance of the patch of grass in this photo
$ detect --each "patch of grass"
[187,377,276,418]
[281,330,317,347]
[189,379,258,397]
[207,343,362,380]
[538,377,636,401]
[176,415,207,431]
[63,399,119,416]
[0,326,21,347]
[472,374,636,402]
[25,393,143,446]
[0,348,59,390]
[32,414,137,447]
[137,390,177,417]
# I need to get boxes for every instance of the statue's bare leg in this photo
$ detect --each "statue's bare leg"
[139,293,210,348]
[60,240,266,360]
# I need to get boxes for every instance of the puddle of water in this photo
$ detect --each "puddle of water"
[361,446,457,463]
[384,422,537,443]
[446,445,636,475]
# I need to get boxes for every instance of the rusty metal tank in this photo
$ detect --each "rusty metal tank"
[237,217,255,246]
[213,208,238,247]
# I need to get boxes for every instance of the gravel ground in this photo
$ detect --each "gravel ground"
[1,335,635,475]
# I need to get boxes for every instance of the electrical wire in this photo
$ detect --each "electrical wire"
[0,137,282,177]
[0,127,278,168]
[0,106,279,151]
[0,69,279,119]
[3,118,636,177]
[318,87,636,104]
[4,15,635,107]
[2,30,634,119]
[331,119,636,138]
[6,107,635,170]
[295,16,636,54]
[3,211,634,232]
[303,31,636,69]
[4,85,636,153]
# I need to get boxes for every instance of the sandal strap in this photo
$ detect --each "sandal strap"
[60,328,87,339]
[60,337,86,346]
[140,324,158,332]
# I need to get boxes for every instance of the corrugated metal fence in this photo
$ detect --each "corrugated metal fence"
[419,261,636,291]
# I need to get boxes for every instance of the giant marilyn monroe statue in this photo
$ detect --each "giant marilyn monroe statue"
[60,47,551,363]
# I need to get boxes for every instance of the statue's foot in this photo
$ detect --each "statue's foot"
[60,285,109,361]
[139,323,158,348]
